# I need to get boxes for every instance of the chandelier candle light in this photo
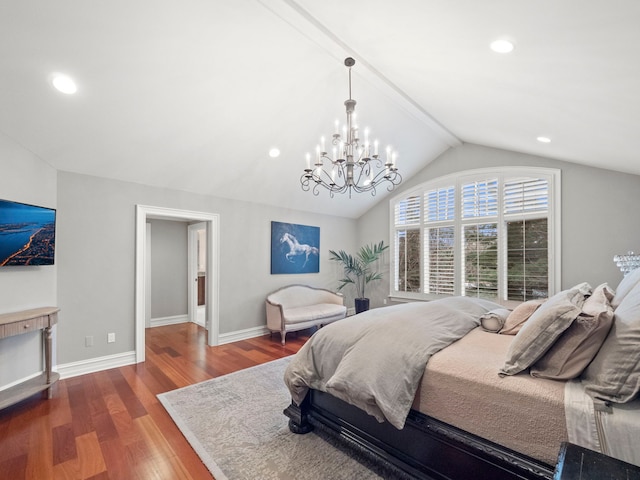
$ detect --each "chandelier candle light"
[301,57,402,197]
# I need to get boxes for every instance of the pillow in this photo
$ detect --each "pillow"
[530,283,614,380]
[612,267,640,309]
[479,308,511,333]
[583,281,640,403]
[499,300,545,335]
[499,282,591,376]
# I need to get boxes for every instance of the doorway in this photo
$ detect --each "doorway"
[135,205,220,363]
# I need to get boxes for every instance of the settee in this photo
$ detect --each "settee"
[265,285,347,345]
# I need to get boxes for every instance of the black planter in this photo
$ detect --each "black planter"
[354,298,370,314]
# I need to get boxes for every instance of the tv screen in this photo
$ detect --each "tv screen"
[0,199,56,267]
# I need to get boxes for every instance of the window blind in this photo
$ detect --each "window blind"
[425,186,455,222]
[504,178,548,215]
[462,179,498,218]
[395,229,421,292]
[426,226,455,295]
[394,195,421,226]
[462,223,498,298]
[390,168,558,302]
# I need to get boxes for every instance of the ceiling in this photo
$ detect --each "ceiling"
[1,1,639,218]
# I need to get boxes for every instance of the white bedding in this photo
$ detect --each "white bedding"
[284,297,503,429]
[565,379,640,466]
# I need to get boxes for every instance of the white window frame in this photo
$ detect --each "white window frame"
[389,167,561,304]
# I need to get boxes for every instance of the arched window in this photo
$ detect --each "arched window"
[389,167,561,303]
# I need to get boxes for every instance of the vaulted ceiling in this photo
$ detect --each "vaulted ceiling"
[2,1,639,218]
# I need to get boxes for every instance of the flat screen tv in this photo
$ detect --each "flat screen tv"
[0,199,56,267]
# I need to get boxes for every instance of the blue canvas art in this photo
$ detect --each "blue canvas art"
[271,221,319,274]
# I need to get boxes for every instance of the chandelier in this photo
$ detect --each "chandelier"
[301,57,402,197]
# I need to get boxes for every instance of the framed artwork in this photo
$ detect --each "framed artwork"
[271,221,320,274]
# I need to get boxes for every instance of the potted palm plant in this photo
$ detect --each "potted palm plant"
[329,241,389,313]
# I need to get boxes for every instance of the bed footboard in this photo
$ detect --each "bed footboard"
[284,389,555,480]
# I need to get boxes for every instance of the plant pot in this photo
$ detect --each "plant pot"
[354,298,370,314]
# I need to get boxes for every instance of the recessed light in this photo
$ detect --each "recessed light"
[537,136,552,143]
[490,39,515,54]
[51,73,77,94]
[269,148,281,158]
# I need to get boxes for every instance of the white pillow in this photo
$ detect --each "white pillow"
[612,267,640,309]
[583,281,640,403]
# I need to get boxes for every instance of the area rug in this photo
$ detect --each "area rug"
[158,357,402,480]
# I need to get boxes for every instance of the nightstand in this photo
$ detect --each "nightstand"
[554,442,640,479]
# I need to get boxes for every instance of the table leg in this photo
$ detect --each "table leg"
[44,326,53,398]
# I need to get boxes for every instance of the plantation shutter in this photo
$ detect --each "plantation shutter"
[504,177,549,300]
[394,196,421,292]
[426,186,455,222]
[426,226,455,294]
[390,168,557,302]
[462,180,498,218]
[424,186,455,294]
[460,179,498,297]
[504,178,548,214]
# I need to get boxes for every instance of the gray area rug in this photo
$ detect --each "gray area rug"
[158,357,400,480]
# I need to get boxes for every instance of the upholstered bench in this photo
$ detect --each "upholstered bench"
[266,285,347,345]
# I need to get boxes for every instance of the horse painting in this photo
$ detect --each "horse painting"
[271,221,320,274]
[280,232,319,268]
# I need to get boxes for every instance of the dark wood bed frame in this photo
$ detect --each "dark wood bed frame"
[284,389,556,480]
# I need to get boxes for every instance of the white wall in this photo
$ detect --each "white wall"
[358,143,640,307]
[0,133,57,388]
[55,171,356,366]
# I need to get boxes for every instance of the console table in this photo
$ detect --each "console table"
[0,306,60,410]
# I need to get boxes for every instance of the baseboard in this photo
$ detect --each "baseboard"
[218,325,270,345]
[57,350,137,380]
[52,325,270,380]
[150,314,188,328]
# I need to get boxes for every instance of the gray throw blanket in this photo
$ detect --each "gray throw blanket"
[284,296,503,429]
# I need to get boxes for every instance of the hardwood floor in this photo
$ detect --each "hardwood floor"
[0,324,311,479]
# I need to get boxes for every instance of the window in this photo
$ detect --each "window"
[390,168,560,303]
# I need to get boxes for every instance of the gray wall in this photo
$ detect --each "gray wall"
[0,133,57,387]
[358,143,640,308]
[4,136,639,386]
[149,219,188,319]
[55,171,357,365]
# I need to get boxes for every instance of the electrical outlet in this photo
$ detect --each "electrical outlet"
[107,332,116,343]
[383,299,387,305]
[85,336,94,347]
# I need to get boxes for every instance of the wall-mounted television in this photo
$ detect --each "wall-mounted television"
[0,199,56,267]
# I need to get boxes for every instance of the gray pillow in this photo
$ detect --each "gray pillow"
[500,282,591,376]
[530,283,614,380]
[583,281,640,403]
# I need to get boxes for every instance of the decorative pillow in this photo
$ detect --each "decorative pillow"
[479,308,511,333]
[499,299,545,335]
[583,281,640,403]
[612,267,640,309]
[499,282,592,376]
[530,283,615,380]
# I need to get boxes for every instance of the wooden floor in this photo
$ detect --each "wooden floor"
[0,324,311,480]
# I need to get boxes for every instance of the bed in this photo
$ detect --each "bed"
[283,274,640,479]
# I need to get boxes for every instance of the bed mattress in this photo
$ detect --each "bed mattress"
[413,327,567,466]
